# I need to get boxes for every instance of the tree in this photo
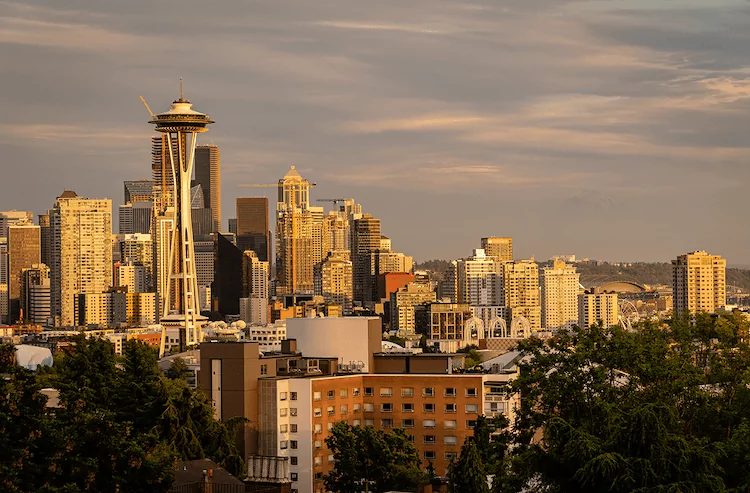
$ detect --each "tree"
[501,315,750,493]
[164,357,192,381]
[324,422,424,493]
[449,441,489,493]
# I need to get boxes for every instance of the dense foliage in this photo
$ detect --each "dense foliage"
[499,312,750,493]
[0,337,244,492]
[324,422,426,493]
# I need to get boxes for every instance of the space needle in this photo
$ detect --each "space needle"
[142,81,214,356]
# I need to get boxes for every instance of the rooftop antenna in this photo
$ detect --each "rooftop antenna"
[179,77,183,101]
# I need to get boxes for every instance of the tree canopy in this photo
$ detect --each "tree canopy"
[0,336,244,492]
[499,312,750,493]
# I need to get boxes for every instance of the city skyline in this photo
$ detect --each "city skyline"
[2,0,750,263]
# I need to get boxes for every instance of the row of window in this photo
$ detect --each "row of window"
[308,403,480,417]
[312,387,477,400]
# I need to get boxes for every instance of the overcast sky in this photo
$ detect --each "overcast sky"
[1,0,749,264]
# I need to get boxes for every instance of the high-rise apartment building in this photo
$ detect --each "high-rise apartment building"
[115,263,149,293]
[242,250,269,300]
[49,191,113,327]
[390,282,437,333]
[276,166,314,295]
[38,213,51,268]
[578,288,618,329]
[371,250,414,279]
[672,251,727,314]
[457,249,503,306]
[351,214,381,305]
[21,264,50,324]
[195,145,221,232]
[503,259,541,330]
[540,260,580,331]
[0,210,33,238]
[315,256,353,314]
[481,237,513,263]
[310,206,326,267]
[7,221,41,323]
[236,197,270,262]
[120,233,153,290]
[323,212,349,259]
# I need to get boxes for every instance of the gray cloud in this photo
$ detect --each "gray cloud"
[1,0,749,263]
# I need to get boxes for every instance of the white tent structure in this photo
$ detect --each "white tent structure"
[14,345,53,371]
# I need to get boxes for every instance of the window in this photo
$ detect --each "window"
[280,424,288,433]
[364,387,374,396]
[382,418,393,428]
[353,387,361,397]
[445,403,456,413]
[423,387,435,397]
[380,387,393,397]
[424,403,435,413]
[328,454,335,463]
[327,406,335,416]
[353,419,361,426]
[314,408,322,417]
[445,452,457,461]
[408,434,415,443]
[327,390,335,400]
[424,451,437,460]
[340,389,348,398]
[364,403,375,412]
[314,423,322,433]
[280,408,288,417]
[314,440,322,449]
[340,404,348,415]
[466,420,477,429]
[260,364,267,376]
[280,440,288,449]
[381,403,393,412]
[466,404,479,413]
[291,440,298,449]
[364,419,374,426]
[353,403,361,413]
[328,422,334,431]
[314,472,323,480]
[290,408,298,416]
[291,424,298,433]
[280,392,288,401]
[445,436,458,445]
[291,473,298,481]
[313,391,322,401]
[466,388,478,397]
[445,387,456,397]
[444,420,457,429]
[401,387,414,397]
[291,456,298,466]
[423,419,436,428]
[402,403,414,413]
[314,457,322,466]
[290,392,298,401]
[424,435,436,444]
[402,419,415,428]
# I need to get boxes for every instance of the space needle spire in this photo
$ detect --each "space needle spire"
[146,82,214,356]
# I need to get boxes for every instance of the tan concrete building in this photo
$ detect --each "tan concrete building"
[540,260,580,331]
[315,256,353,315]
[503,259,541,330]
[672,251,726,314]
[481,237,513,263]
[391,282,437,333]
[49,191,112,327]
[578,288,618,329]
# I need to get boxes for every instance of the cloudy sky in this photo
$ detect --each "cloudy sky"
[2,0,749,264]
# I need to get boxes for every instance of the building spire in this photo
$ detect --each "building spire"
[179,77,183,101]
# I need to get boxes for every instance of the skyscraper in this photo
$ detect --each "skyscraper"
[195,144,221,232]
[124,180,153,203]
[8,221,41,323]
[351,213,381,305]
[0,211,33,238]
[276,166,314,295]
[49,191,113,327]
[315,256,353,315]
[457,249,503,306]
[38,213,51,268]
[672,251,727,314]
[21,264,50,326]
[242,250,269,300]
[540,260,580,331]
[503,259,541,330]
[481,237,513,263]
[390,282,437,333]
[212,233,243,315]
[236,197,270,262]
[121,233,153,291]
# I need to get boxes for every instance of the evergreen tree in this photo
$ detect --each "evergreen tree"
[450,441,489,493]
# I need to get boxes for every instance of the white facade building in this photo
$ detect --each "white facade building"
[540,260,580,331]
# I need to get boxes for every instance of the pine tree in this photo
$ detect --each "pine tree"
[450,441,489,493]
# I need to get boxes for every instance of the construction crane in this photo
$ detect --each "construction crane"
[139,96,155,118]
[238,182,318,188]
[316,198,348,206]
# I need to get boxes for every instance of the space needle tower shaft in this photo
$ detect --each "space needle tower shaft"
[146,81,214,356]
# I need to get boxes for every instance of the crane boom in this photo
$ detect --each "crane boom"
[139,96,155,118]
[239,183,317,187]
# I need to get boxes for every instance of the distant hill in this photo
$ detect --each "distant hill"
[414,260,750,292]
